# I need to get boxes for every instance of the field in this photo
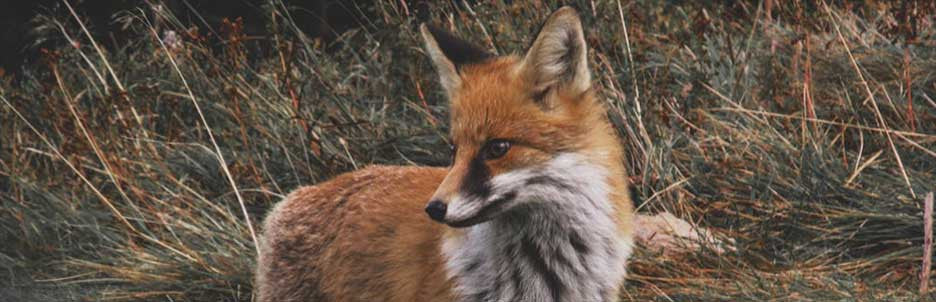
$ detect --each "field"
[2,0,935,300]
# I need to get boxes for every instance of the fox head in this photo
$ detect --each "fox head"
[421,7,626,227]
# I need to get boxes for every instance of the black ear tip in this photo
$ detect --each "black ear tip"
[421,24,453,44]
[421,23,493,68]
[423,24,446,35]
[424,24,459,44]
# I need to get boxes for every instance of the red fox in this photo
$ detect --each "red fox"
[255,6,634,302]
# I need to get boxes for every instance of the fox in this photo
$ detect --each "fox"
[255,6,634,302]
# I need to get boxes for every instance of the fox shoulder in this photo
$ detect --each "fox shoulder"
[256,165,449,301]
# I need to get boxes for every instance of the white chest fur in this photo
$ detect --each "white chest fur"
[441,153,632,302]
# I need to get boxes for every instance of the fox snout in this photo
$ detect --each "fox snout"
[424,199,447,222]
[425,158,475,225]
[426,144,519,227]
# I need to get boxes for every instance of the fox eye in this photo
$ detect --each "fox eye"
[482,139,511,160]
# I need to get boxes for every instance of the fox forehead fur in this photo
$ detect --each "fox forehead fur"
[449,57,608,168]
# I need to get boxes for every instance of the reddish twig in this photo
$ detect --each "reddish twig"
[904,47,916,132]
[414,79,438,126]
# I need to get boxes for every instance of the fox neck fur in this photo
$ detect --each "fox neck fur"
[441,153,632,302]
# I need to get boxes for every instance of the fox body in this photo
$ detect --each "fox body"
[256,7,634,302]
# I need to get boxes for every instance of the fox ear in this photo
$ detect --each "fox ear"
[420,24,493,98]
[518,7,590,101]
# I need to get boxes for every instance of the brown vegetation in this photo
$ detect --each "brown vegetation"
[1,1,935,300]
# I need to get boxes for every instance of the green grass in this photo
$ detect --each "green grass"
[2,0,935,300]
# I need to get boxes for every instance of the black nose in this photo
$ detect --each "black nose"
[425,200,447,222]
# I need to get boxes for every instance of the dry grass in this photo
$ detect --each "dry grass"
[1,0,935,301]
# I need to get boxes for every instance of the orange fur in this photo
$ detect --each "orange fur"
[256,7,633,301]
[256,166,456,301]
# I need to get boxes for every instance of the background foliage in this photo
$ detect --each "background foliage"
[1,0,935,300]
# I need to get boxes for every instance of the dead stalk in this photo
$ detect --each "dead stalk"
[145,18,261,256]
[823,1,916,198]
[1,95,139,234]
[922,192,934,298]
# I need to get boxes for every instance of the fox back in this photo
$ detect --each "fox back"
[255,7,634,302]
